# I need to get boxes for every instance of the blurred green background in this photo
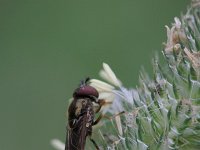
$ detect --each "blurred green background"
[0,0,189,150]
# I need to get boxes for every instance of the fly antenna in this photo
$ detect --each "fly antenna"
[80,77,90,87]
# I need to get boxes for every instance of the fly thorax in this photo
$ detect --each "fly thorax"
[75,98,88,116]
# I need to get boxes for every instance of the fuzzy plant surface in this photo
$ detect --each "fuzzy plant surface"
[51,1,200,150]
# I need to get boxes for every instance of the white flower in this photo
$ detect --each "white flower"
[90,63,124,136]
[118,87,134,105]
[89,79,116,114]
[107,94,124,114]
[99,63,122,87]
[89,62,123,113]
[89,79,114,93]
[50,139,65,150]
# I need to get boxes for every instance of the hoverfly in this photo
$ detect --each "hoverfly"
[65,78,103,150]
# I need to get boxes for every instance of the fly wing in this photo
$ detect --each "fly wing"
[66,98,94,150]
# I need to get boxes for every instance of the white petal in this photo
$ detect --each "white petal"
[90,79,114,92]
[99,92,115,101]
[115,115,123,136]
[101,63,122,87]
[120,87,134,104]
[50,139,65,150]
[108,95,124,114]
[99,69,110,83]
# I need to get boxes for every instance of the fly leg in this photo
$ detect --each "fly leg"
[93,111,125,126]
[93,114,103,125]
[90,138,100,150]
[103,111,125,120]
[94,99,112,113]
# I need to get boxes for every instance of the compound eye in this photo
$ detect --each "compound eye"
[73,85,99,98]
